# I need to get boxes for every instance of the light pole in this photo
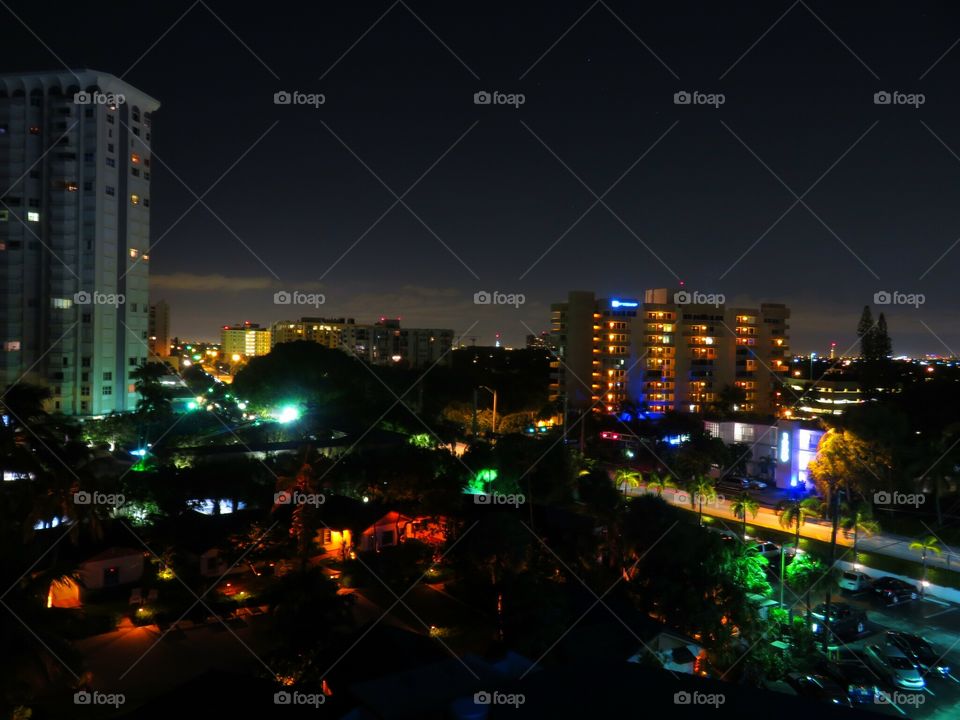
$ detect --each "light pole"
[478,385,497,434]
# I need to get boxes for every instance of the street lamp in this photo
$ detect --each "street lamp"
[478,385,498,434]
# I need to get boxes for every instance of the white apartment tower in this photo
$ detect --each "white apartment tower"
[0,69,160,415]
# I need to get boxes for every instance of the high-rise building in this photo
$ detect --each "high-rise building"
[549,289,791,417]
[0,70,159,414]
[221,322,271,358]
[148,300,170,358]
[641,288,789,415]
[549,292,646,413]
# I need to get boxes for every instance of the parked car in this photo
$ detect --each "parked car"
[810,602,867,639]
[816,659,880,705]
[838,570,871,592]
[784,672,852,706]
[745,479,768,490]
[871,577,919,605]
[749,541,781,560]
[864,643,926,690]
[886,631,950,677]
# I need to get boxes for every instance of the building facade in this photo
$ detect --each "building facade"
[270,316,453,368]
[148,299,169,358]
[641,288,790,415]
[271,317,358,350]
[549,289,791,417]
[221,322,271,358]
[549,292,646,413]
[0,70,159,414]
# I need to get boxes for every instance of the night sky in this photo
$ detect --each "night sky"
[7,0,960,354]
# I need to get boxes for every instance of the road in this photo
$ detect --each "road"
[627,484,960,573]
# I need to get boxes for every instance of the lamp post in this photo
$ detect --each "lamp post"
[478,385,498,434]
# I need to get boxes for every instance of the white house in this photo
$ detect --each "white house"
[79,547,144,590]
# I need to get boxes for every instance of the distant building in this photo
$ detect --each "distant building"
[0,69,160,415]
[148,300,170,357]
[271,317,358,349]
[783,361,866,418]
[270,316,453,368]
[369,318,454,368]
[525,331,555,350]
[220,322,271,358]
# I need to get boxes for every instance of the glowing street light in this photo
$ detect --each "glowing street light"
[273,405,301,424]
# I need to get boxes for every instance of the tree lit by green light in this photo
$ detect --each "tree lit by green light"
[466,468,498,494]
[409,433,433,449]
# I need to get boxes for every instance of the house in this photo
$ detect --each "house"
[311,495,382,560]
[358,511,448,553]
[79,547,144,590]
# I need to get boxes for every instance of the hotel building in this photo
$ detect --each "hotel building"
[549,289,791,416]
[642,288,790,415]
[549,291,646,413]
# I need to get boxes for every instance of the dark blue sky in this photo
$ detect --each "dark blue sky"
[7,0,960,354]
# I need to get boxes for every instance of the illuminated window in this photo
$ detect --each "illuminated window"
[131,153,140,164]
[130,194,140,206]
[129,248,139,258]
[51,298,73,309]
[3,341,20,351]
[27,211,39,222]
[29,126,40,135]
[66,182,78,192]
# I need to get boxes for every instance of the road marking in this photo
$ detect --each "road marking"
[924,607,958,620]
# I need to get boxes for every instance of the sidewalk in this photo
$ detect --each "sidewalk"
[628,485,960,572]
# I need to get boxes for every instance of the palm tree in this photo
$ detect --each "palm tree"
[273,448,322,570]
[686,475,716,527]
[646,471,676,497]
[909,536,942,596]
[775,497,821,549]
[731,492,760,540]
[840,501,880,566]
[613,468,641,497]
[130,362,172,415]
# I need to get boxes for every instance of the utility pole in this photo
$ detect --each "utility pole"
[823,487,842,653]
[478,385,498,435]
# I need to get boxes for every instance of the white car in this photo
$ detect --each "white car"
[864,643,925,690]
[750,541,781,560]
[838,570,871,592]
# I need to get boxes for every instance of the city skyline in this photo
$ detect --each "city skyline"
[4,2,960,354]
[6,5,960,719]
